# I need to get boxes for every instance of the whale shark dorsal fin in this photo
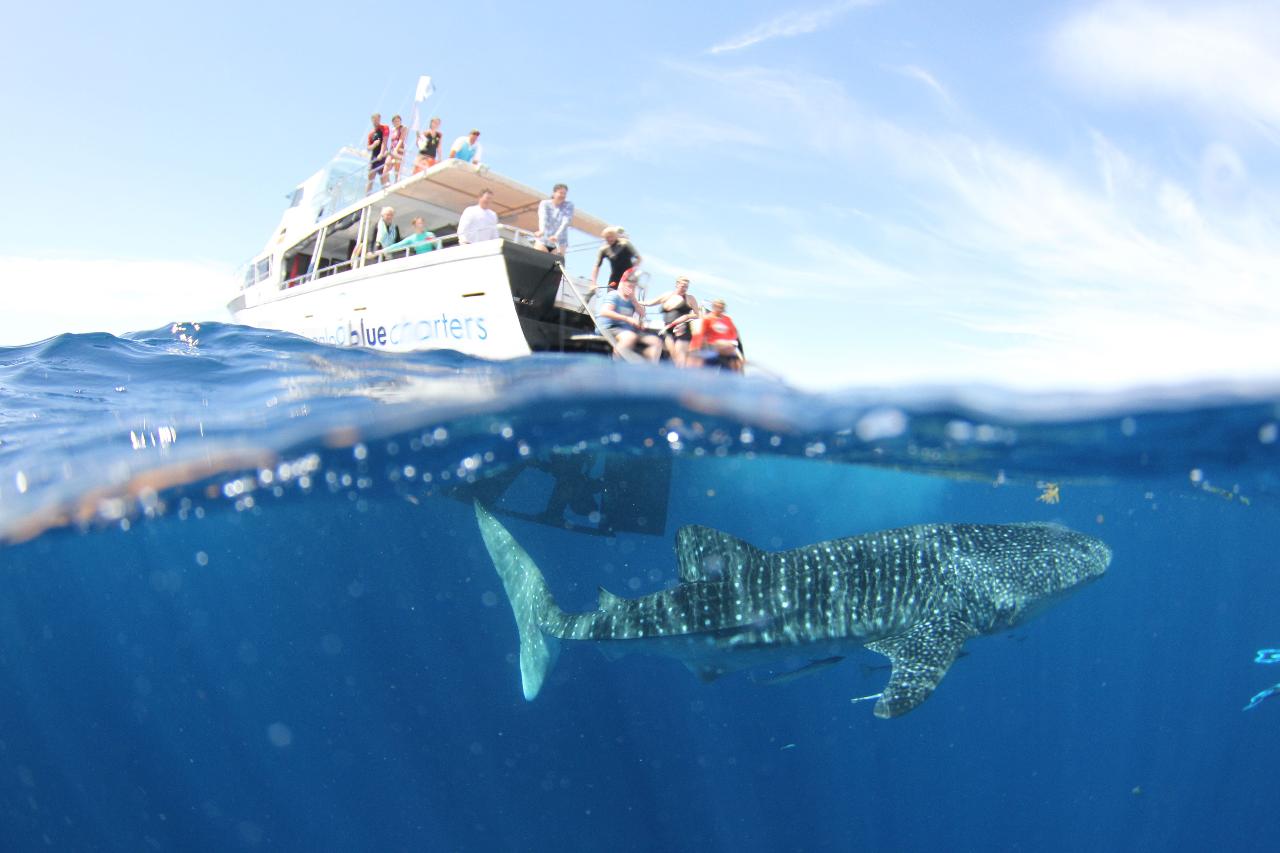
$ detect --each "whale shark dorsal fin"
[598,586,623,610]
[864,615,974,718]
[674,525,767,583]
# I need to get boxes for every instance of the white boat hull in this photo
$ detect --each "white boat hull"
[229,240,598,359]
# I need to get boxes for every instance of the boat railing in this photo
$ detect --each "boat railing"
[278,224,545,290]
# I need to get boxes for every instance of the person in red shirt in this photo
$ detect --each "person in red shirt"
[365,113,390,194]
[690,298,743,372]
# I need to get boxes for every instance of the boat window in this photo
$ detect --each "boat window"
[282,232,321,286]
[243,266,256,288]
[255,257,272,284]
[286,187,304,209]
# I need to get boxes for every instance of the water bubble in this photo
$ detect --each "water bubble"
[855,408,907,441]
[267,723,293,748]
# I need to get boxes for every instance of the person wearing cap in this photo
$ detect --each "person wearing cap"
[596,276,663,362]
[535,184,574,255]
[690,298,743,371]
[449,129,484,164]
[641,276,701,367]
[590,226,641,290]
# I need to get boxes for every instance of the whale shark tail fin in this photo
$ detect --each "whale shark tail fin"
[475,502,561,700]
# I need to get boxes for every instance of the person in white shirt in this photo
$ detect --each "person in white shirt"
[457,189,500,244]
[535,183,574,255]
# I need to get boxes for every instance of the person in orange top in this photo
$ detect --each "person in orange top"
[690,298,743,371]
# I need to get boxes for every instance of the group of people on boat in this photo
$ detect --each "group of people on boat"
[364,113,485,193]
[579,221,742,368]
[597,272,743,371]
[358,111,742,369]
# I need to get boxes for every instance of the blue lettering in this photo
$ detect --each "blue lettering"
[377,326,387,345]
[475,318,487,340]
[449,318,463,338]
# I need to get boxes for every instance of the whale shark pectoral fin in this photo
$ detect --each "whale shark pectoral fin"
[864,615,971,719]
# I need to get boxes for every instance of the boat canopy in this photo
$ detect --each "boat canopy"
[387,159,608,237]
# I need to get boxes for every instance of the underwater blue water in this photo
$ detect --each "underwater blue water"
[1,323,1279,852]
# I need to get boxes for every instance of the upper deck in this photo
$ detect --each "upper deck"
[239,154,608,296]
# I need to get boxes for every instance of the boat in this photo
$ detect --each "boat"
[228,146,614,358]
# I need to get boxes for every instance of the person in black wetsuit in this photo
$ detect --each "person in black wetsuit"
[642,276,701,366]
[365,113,389,193]
[590,226,641,290]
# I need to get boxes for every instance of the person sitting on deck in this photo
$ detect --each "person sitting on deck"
[449,129,484,165]
[590,226,641,290]
[642,276,701,367]
[535,184,574,255]
[597,277,662,362]
[457,189,500,244]
[381,217,437,255]
[689,298,743,371]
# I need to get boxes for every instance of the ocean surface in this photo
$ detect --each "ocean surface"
[1,323,1278,852]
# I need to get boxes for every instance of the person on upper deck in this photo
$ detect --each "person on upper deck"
[382,216,437,255]
[386,115,407,183]
[457,189,500,244]
[449,129,484,165]
[642,276,701,367]
[414,117,442,174]
[690,298,743,371]
[590,226,641,290]
[597,276,662,362]
[535,184,574,255]
[365,113,390,194]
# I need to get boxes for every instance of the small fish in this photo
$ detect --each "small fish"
[1243,683,1280,711]
[1254,649,1280,665]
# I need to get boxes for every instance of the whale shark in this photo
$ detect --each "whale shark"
[475,503,1110,718]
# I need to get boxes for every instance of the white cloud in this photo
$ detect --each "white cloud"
[607,62,1280,389]
[709,0,879,55]
[892,65,955,109]
[0,257,231,347]
[1050,2,1280,134]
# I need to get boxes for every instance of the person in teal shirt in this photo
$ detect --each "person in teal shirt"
[383,217,438,255]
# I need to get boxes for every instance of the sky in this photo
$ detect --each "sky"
[2,0,1279,391]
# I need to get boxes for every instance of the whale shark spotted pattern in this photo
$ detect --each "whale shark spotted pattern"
[475,503,1111,718]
